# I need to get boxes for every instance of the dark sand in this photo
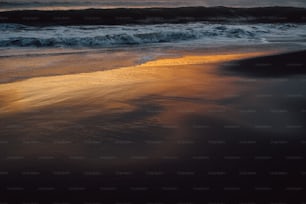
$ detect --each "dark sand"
[222,50,306,77]
[0,51,306,202]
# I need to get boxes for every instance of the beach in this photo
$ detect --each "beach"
[1,3,306,202]
[0,46,306,202]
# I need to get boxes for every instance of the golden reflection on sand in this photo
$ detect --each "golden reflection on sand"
[139,53,264,67]
[0,51,277,162]
[0,52,266,116]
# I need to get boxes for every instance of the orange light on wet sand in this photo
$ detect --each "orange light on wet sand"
[139,53,265,67]
[0,52,270,115]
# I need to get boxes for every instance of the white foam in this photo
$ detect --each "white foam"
[0,23,306,48]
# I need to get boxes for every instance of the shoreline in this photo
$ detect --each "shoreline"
[0,48,275,84]
[1,48,306,84]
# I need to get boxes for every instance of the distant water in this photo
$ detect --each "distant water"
[1,0,306,11]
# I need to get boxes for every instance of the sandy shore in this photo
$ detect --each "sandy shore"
[0,50,306,202]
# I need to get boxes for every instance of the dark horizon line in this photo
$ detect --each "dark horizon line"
[1,6,306,26]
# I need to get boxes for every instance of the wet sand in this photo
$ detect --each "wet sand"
[222,50,306,77]
[0,50,142,83]
[0,50,306,202]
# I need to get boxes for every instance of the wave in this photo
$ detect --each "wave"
[0,26,254,47]
[0,7,306,25]
[1,23,305,48]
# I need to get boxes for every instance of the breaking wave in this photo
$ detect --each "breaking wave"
[0,23,305,48]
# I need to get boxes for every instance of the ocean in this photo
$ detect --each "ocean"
[1,6,306,53]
